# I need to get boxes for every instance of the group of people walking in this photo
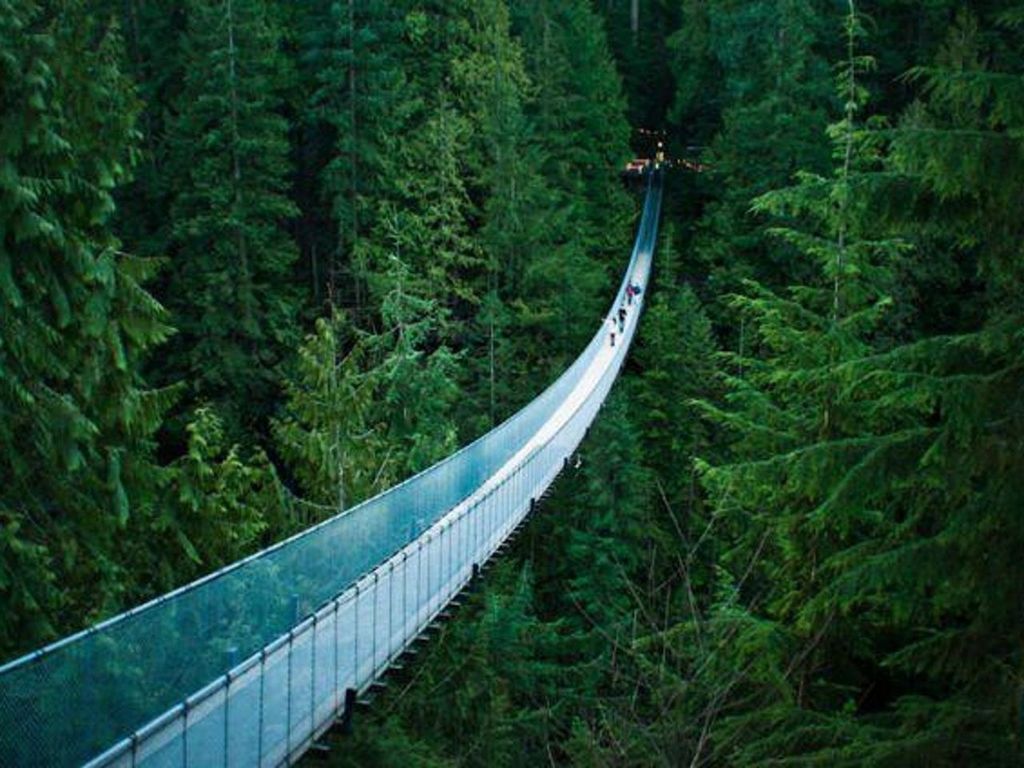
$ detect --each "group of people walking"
[608,282,642,347]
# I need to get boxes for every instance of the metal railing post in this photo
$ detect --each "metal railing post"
[387,561,395,663]
[223,674,231,768]
[415,539,423,628]
[353,584,360,689]
[371,572,379,676]
[182,700,189,768]
[310,615,318,736]
[333,600,340,717]
[285,631,293,755]
[257,651,266,766]
[424,534,432,619]
[402,551,409,646]
[444,521,452,599]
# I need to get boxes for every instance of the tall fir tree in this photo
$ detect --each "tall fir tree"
[100,0,187,266]
[629,228,717,507]
[453,0,556,430]
[683,5,1024,763]
[273,309,383,511]
[302,0,408,309]
[591,0,680,129]
[669,0,835,322]
[0,0,177,656]
[509,0,633,377]
[162,0,302,439]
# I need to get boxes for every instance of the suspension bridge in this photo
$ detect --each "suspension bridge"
[0,172,664,767]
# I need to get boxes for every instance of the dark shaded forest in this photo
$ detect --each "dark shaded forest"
[1,0,1022,765]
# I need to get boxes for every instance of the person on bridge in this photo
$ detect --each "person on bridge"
[618,306,627,331]
[608,316,616,347]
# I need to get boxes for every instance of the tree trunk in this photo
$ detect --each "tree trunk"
[348,0,361,312]
[226,0,254,328]
[489,312,496,427]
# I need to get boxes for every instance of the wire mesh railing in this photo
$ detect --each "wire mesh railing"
[0,173,662,768]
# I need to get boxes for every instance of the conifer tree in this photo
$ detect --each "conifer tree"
[273,310,383,511]
[812,6,1024,759]
[378,104,483,315]
[685,5,1024,762]
[671,0,834,313]
[0,0,176,655]
[592,0,679,128]
[629,228,718,514]
[452,0,555,427]
[162,0,302,438]
[561,397,656,628]
[512,0,633,259]
[152,407,284,583]
[509,0,632,373]
[303,0,407,307]
[100,0,187,266]
[278,213,460,506]
[361,236,460,482]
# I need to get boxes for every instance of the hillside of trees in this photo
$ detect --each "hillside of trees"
[1,0,1022,765]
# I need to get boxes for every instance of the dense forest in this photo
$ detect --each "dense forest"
[1,0,1022,765]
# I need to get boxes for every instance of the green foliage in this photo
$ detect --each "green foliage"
[0,0,177,656]
[592,0,680,128]
[682,5,1024,764]
[374,106,483,313]
[161,0,302,437]
[104,0,187,265]
[670,0,835,316]
[157,407,281,581]
[457,0,552,429]
[303,0,407,306]
[359,247,460,482]
[506,0,632,382]
[276,261,459,513]
[273,310,380,510]
[629,228,718,512]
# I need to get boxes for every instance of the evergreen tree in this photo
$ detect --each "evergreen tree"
[629,227,718,514]
[278,220,460,505]
[0,0,176,656]
[561,397,656,628]
[162,0,302,438]
[510,0,632,374]
[377,104,483,315]
[684,5,1024,763]
[273,309,383,511]
[670,0,835,317]
[454,0,556,429]
[303,0,407,308]
[513,0,633,261]
[362,239,460,482]
[666,0,719,147]
[101,0,188,266]
[147,406,284,588]
[592,0,680,129]
[819,6,1024,760]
